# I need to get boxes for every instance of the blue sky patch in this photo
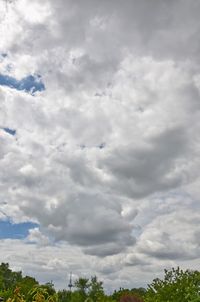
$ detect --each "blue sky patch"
[3,128,16,136]
[0,74,45,94]
[0,220,38,240]
[98,143,106,149]
[0,53,7,59]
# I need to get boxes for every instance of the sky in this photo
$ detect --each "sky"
[0,0,200,292]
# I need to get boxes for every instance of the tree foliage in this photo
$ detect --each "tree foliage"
[74,277,89,302]
[145,267,200,302]
[57,290,71,302]
[0,263,22,291]
[17,276,38,300]
[112,288,146,301]
[88,276,104,301]
[120,294,144,302]
[0,263,199,302]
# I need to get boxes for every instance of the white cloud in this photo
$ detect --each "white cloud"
[27,227,50,246]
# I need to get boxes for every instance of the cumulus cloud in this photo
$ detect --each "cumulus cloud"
[0,0,200,290]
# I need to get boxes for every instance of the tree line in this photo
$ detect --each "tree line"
[0,263,200,302]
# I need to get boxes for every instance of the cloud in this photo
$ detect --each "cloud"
[27,227,50,246]
[101,126,189,198]
[135,199,200,261]
[21,192,136,255]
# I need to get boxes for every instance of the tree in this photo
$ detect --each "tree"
[88,276,104,302]
[130,289,146,299]
[0,263,22,290]
[41,282,56,296]
[57,290,71,302]
[145,267,200,302]
[6,287,26,302]
[112,288,145,302]
[74,277,89,302]
[28,285,57,302]
[120,294,144,302]
[17,276,38,295]
[70,291,84,302]
[100,297,116,302]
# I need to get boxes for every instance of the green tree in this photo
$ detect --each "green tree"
[74,277,89,301]
[70,291,84,302]
[130,289,146,299]
[41,282,56,296]
[88,276,104,302]
[0,263,22,290]
[17,276,39,299]
[57,290,71,302]
[0,288,13,301]
[98,295,116,302]
[145,267,200,302]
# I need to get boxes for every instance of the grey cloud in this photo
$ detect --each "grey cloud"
[21,193,136,255]
[16,0,200,64]
[84,243,130,258]
[10,0,200,96]
[135,205,200,261]
[124,254,150,267]
[101,127,189,198]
